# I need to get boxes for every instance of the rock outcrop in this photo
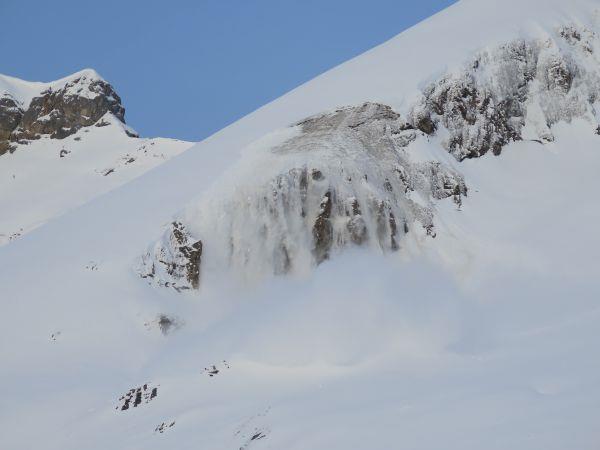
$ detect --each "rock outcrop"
[116,383,158,411]
[0,95,24,154]
[409,24,600,159]
[0,71,130,155]
[139,221,203,291]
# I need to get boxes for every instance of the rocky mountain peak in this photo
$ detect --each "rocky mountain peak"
[0,69,130,155]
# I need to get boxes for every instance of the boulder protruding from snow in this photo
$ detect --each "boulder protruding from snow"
[139,221,203,291]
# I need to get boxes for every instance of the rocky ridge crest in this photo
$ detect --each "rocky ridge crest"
[0,70,131,155]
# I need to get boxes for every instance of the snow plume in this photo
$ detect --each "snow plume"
[138,103,466,289]
[210,253,467,366]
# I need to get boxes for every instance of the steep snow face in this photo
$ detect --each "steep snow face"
[0,71,194,245]
[141,19,600,289]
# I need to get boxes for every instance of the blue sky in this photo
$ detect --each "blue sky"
[1,0,456,141]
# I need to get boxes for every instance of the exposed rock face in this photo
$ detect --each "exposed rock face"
[312,191,333,264]
[0,72,128,153]
[139,103,466,289]
[139,221,203,291]
[0,96,23,155]
[409,25,600,160]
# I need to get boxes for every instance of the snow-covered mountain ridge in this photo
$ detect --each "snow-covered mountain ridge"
[0,69,193,245]
[1,1,600,449]
[0,69,131,153]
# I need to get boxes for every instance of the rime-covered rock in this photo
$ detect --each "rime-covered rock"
[409,25,600,159]
[139,103,466,288]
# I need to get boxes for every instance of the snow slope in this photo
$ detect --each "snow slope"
[1,1,600,449]
[0,71,193,244]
